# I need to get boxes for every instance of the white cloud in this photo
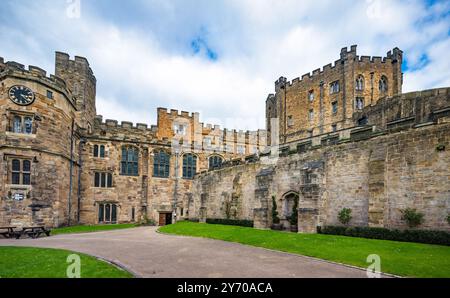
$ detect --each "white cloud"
[0,0,448,130]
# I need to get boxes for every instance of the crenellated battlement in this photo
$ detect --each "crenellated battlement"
[55,51,96,82]
[0,57,77,105]
[276,45,400,90]
[94,114,155,132]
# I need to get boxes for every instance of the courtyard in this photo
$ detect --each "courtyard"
[1,223,449,278]
[0,225,379,278]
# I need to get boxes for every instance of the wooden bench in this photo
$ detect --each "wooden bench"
[15,226,51,239]
[0,226,17,238]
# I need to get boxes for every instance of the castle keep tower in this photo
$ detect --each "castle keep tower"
[55,52,97,131]
[267,45,403,144]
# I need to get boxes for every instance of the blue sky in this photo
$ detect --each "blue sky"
[0,0,449,130]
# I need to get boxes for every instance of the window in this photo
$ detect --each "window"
[153,150,170,178]
[237,145,245,155]
[332,101,338,114]
[174,124,186,135]
[94,172,113,188]
[287,115,293,127]
[358,116,368,126]
[46,90,53,99]
[332,124,337,132]
[204,137,212,147]
[11,114,34,134]
[121,146,139,176]
[131,207,135,222]
[330,81,340,94]
[98,203,117,224]
[10,159,31,185]
[209,155,223,170]
[379,76,388,93]
[182,154,197,179]
[309,109,314,121]
[308,90,314,102]
[355,75,364,91]
[355,97,364,110]
[93,144,106,158]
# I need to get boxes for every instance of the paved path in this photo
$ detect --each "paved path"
[0,227,385,278]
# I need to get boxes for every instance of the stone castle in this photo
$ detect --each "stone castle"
[1,45,449,232]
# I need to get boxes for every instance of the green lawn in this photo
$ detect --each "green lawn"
[160,221,450,278]
[0,246,133,278]
[51,223,138,235]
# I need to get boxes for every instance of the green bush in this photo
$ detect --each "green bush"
[206,218,253,227]
[447,215,450,225]
[318,225,450,246]
[187,218,200,223]
[272,196,280,224]
[289,196,299,226]
[338,208,352,225]
[401,208,424,228]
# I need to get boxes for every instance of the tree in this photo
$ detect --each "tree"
[338,208,352,225]
[272,196,280,224]
[289,196,299,226]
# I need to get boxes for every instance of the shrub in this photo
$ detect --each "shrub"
[318,225,450,246]
[447,215,450,225]
[338,208,352,225]
[401,208,424,228]
[272,196,280,224]
[289,196,299,226]
[206,218,253,227]
[187,218,199,223]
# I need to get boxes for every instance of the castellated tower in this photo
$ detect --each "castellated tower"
[267,45,403,145]
[55,52,97,131]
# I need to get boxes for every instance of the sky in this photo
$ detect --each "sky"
[0,0,449,130]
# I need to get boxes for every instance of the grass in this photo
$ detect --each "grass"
[0,246,133,278]
[51,223,138,235]
[160,221,450,278]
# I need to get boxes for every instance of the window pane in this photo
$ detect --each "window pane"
[94,172,100,187]
[127,163,133,175]
[12,173,20,184]
[121,147,127,161]
[121,162,127,174]
[23,160,31,172]
[111,204,117,222]
[13,116,22,133]
[101,173,106,187]
[100,145,105,158]
[24,117,33,134]
[23,173,31,185]
[98,204,104,222]
[105,204,111,222]
[133,163,138,175]
[94,145,98,157]
[12,159,20,171]
[107,173,112,188]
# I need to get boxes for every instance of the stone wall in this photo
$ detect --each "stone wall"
[188,88,450,232]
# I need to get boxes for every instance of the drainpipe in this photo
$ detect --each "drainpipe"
[77,137,86,223]
[68,119,75,226]
[172,149,180,224]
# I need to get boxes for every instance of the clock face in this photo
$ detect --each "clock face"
[8,85,35,106]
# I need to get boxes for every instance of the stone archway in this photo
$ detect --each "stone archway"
[280,191,299,230]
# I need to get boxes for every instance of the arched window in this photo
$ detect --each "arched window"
[209,155,223,170]
[379,76,388,92]
[121,146,139,176]
[355,75,364,91]
[182,154,197,179]
[153,150,170,178]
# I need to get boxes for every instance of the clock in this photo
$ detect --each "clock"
[8,85,35,106]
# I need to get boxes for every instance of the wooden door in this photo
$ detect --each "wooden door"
[159,213,166,226]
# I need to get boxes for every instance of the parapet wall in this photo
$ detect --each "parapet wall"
[0,57,76,106]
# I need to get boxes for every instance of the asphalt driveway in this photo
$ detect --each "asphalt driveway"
[0,226,384,278]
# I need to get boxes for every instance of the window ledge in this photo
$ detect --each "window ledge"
[5,132,36,138]
[5,184,32,189]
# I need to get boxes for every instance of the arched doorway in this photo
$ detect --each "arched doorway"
[280,192,299,230]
